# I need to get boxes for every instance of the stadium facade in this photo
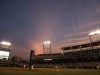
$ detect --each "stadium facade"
[31,40,100,68]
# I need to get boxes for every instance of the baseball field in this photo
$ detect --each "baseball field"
[0,67,100,75]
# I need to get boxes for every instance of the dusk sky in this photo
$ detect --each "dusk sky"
[0,0,100,59]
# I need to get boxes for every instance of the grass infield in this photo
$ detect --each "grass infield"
[0,67,100,75]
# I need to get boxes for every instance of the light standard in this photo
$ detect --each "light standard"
[0,41,11,49]
[43,41,51,54]
[0,41,11,46]
[89,30,100,49]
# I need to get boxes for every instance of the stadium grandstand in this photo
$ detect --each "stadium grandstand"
[31,40,100,69]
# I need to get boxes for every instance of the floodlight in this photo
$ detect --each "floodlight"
[0,41,11,46]
[89,30,100,36]
[43,41,51,44]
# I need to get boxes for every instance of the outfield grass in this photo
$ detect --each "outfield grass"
[0,67,100,75]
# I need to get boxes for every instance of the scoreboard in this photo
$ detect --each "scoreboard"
[0,51,10,60]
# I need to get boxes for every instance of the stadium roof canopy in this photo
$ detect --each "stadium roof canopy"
[62,40,100,51]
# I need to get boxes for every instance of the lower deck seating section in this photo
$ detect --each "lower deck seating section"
[32,48,100,69]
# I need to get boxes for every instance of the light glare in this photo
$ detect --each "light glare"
[89,30,100,36]
[43,41,51,44]
[0,41,11,46]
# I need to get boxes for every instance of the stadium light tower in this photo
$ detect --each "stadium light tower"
[43,41,52,54]
[89,29,100,49]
